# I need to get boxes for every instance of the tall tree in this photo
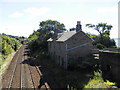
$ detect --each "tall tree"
[86,23,112,42]
[39,19,66,32]
[28,20,66,52]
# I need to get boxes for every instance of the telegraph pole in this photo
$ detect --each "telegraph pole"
[118,1,120,47]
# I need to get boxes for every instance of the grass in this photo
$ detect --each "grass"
[0,45,22,75]
[84,72,107,88]
[104,80,116,86]
[83,70,117,89]
[0,52,15,75]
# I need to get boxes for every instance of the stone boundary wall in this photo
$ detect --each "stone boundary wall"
[100,49,120,83]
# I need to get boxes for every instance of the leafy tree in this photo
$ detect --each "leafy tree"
[0,35,2,53]
[15,36,28,44]
[29,30,39,41]
[28,20,66,54]
[86,23,116,49]
[96,43,105,49]
[1,34,22,59]
[39,20,66,32]
[86,23,112,42]
[2,40,13,55]
[86,33,116,49]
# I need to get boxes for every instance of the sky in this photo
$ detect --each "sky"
[0,0,119,38]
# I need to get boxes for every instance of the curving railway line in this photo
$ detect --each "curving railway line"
[2,45,50,89]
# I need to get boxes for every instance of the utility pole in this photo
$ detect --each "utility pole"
[118,1,120,47]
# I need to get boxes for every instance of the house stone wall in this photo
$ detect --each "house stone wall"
[48,41,66,68]
[66,31,93,65]
[48,31,93,69]
[66,31,92,49]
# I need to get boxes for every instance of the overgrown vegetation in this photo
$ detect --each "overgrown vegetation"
[28,20,66,56]
[68,55,98,70]
[83,70,117,89]
[86,23,116,49]
[29,21,116,56]
[30,53,95,88]
[28,20,117,88]
[1,34,22,60]
[0,34,23,72]
[84,70,107,88]
[86,33,116,49]
[104,80,116,86]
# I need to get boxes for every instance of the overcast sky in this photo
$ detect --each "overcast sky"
[0,0,119,38]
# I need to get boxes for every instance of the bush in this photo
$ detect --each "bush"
[104,80,116,86]
[2,44,13,55]
[84,70,107,88]
[87,33,116,49]
[68,56,97,70]
[96,43,105,49]
[1,34,22,60]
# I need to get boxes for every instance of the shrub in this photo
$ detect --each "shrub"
[96,43,105,49]
[2,40,14,55]
[104,80,116,86]
[2,34,22,60]
[84,70,107,88]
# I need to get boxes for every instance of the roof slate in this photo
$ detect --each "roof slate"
[47,31,76,42]
[47,31,93,42]
[57,31,76,41]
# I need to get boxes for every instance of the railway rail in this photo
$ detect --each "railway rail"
[8,45,23,89]
[2,45,51,90]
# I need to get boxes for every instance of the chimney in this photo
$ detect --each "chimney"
[77,21,81,25]
[76,21,82,32]
[51,30,58,40]
[50,24,58,40]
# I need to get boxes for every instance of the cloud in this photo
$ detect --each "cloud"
[24,7,50,21]
[24,7,50,16]
[9,12,23,18]
[1,0,119,3]
[97,5,117,13]
[8,7,50,22]
[0,0,63,3]
[0,24,38,37]
[8,7,50,20]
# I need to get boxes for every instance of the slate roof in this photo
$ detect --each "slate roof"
[57,31,76,41]
[47,30,93,42]
[47,31,76,42]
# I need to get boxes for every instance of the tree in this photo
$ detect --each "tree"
[86,23,112,43]
[28,20,66,53]
[2,34,22,58]
[39,19,66,32]
[86,33,116,49]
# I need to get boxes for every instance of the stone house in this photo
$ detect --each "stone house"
[47,21,93,69]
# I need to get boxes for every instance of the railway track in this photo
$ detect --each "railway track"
[8,45,23,89]
[2,46,23,89]
[2,45,51,90]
